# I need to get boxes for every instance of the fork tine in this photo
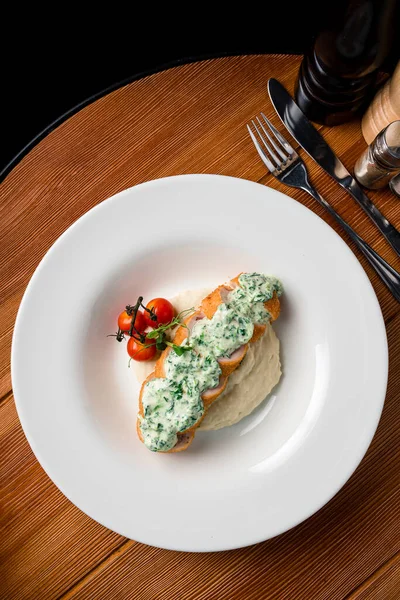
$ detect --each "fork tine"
[252,119,282,168]
[246,124,276,173]
[261,113,295,156]
[256,116,288,162]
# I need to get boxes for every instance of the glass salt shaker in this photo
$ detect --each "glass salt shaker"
[354,121,400,189]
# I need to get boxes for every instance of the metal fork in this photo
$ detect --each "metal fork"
[247,113,400,302]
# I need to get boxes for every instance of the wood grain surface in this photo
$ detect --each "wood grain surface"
[1,55,399,600]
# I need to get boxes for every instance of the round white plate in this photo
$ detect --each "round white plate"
[12,174,388,552]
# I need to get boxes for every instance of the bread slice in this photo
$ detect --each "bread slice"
[137,274,281,452]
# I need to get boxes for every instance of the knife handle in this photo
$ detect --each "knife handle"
[346,179,400,258]
[303,183,400,303]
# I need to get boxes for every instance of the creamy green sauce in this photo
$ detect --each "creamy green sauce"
[139,273,283,451]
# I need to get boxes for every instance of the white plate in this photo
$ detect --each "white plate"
[12,174,388,552]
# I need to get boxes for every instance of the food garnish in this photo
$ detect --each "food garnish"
[109,296,194,361]
[144,298,175,328]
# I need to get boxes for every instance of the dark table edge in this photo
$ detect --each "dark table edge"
[1,51,292,184]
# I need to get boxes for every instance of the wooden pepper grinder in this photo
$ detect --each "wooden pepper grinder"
[362,61,400,144]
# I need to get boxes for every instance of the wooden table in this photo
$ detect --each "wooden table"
[1,55,400,600]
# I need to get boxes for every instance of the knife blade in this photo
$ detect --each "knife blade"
[267,78,400,257]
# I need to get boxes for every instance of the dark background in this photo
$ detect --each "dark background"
[1,9,319,173]
[2,6,399,176]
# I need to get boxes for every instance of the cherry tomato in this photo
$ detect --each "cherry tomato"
[118,309,146,333]
[144,298,175,328]
[127,336,157,361]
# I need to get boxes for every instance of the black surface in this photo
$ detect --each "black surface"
[2,8,398,177]
[2,12,317,176]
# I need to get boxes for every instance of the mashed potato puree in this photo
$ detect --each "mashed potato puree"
[133,287,281,430]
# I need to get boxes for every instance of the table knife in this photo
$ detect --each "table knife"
[267,78,400,257]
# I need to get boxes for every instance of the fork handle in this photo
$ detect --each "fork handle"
[302,182,400,303]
